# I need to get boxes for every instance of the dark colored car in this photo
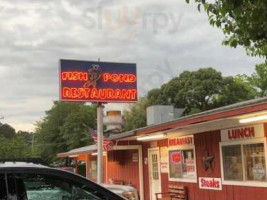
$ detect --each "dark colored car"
[0,159,125,200]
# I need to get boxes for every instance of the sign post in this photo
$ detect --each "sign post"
[97,102,104,184]
[59,59,137,184]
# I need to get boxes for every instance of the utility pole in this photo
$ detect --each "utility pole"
[96,57,104,184]
[97,103,104,184]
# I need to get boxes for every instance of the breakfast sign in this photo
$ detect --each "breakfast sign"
[59,59,137,103]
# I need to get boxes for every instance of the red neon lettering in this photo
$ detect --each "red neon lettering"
[62,87,137,101]
[91,88,99,98]
[62,87,91,99]
[228,127,255,140]
[168,137,193,146]
[61,72,88,81]
[103,73,136,83]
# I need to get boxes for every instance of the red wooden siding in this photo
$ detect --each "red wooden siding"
[153,124,267,200]
[142,143,150,200]
[156,131,222,200]
[106,150,140,192]
[107,123,267,200]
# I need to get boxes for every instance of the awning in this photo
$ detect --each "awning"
[107,97,267,141]
[57,144,97,158]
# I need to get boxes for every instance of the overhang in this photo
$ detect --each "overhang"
[108,97,267,141]
[57,145,97,158]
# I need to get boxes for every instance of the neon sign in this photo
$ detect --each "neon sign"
[59,59,137,102]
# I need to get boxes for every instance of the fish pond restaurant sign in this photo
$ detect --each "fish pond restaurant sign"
[59,59,137,102]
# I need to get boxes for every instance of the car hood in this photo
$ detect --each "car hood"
[101,184,135,192]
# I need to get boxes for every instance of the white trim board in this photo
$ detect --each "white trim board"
[219,137,267,187]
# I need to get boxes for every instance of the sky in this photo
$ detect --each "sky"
[0,0,263,132]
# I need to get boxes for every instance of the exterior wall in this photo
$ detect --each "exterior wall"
[142,143,150,200]
[108,123,267,200]
[85,155,106,182]
[106,150,140,192]
[143,123,267,200]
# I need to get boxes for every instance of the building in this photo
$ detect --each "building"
[58,97,267,200]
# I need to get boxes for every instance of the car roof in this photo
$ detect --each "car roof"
[0,162,48,168]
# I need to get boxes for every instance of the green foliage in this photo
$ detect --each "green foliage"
[148,68,224,114]
[215,75,257,106]
[187,0,267,58]
[0,123,16,139]
[147,88,169,105]
[0,135,34,159]
[61,106,96,150]
[34,101,97,163]
[248,62,267,96]
[17,130,33,146]
[123,97,150,131]
[147,68,257,114]
[0,125,36,159]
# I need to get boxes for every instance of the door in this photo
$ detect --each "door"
[148,148,161,200]
[90,160,97,181]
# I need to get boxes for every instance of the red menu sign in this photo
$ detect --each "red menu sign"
[221,124,264,142]
[168,135,194,147]
[170,151,183,164]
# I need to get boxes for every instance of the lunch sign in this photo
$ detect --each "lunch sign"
[59,59,137,103]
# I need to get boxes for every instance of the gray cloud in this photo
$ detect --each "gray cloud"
[0,0,263,131]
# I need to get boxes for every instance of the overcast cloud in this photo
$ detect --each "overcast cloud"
[0,0,263,131]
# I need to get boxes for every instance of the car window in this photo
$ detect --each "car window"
[0,174,7,200]
[7,173,109,200]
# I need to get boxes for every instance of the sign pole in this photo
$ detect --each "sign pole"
[97,102,104,184]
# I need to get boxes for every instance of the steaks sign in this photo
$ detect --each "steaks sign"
[199,177,222,191]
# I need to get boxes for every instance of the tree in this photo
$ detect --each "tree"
[17,130,33,146]
[0,123,16,139]
[186,0,267,58]
[148,68,224,114]
[147,68,257,114]
[248,62,267,96]
[34,101,97,163]
[124,97,150,131]
[61,105,96,150]
[0,125,36,159]
[215,75,257,106]
[147,88,169,105]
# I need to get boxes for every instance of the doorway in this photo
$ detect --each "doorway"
[148,147,162,200]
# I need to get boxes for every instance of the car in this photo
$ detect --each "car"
[0,159,125,200]
[101,184,138,200]
[56,167,139,200]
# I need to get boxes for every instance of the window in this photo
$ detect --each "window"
[221,139,267,186]
[7,173,105,200]
[168,148,197,182]
[222,145,243,181]
[152,153,159,180]
[0,174,7,200]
